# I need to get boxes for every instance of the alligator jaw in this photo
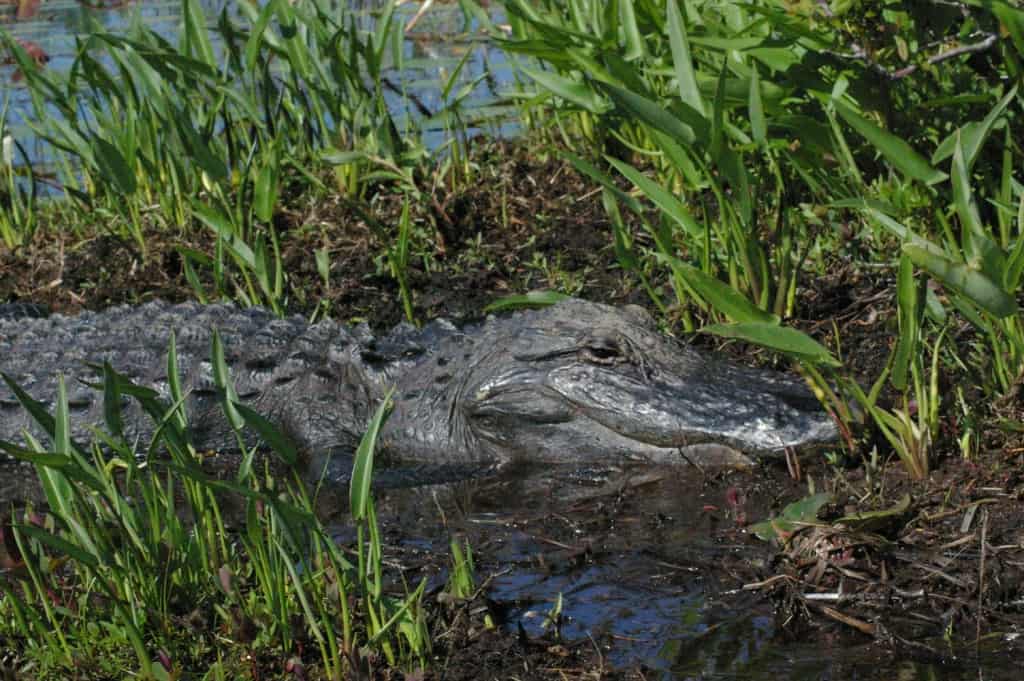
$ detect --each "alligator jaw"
[546,362,838,455]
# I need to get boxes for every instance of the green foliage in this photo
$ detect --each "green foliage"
[0,0,440,311]
[497,0,1024,476]
[751,492,832,544]
[0,342,431,677]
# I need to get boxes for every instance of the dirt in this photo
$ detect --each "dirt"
[3,138,1024,678]
[0,140,646,329]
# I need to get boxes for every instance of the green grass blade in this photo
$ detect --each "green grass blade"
[231,402,298,467]
[211,330,244,432]
[657,254,779,324]
[563,152,643,213]
[666,0,704,116]
[606,156,703,239]
[834,100,947,185]
[101,362,125,440]
[350,388,394,520]
[703,322,840,367]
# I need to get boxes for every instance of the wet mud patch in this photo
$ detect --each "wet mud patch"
[354,458,1024,679]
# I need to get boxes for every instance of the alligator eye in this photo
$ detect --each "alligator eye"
[581,339,622,364]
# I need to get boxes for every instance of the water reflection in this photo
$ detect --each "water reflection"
[360,464,1023,679]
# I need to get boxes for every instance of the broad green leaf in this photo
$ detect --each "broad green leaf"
[172,115,228,182]
[321,149,368,165]
[689,36,764,50]
[834,101,947,185]
[709,67,728,161]
[861,207,945,255]
[951,137,984,236]
[485,290,570,312]
[192,202,255,267]
[603,83,704,145]
[351,388,394,519]
[521,67,606,113]
[605,157,703,239]
[2,373,55,438]
[751,492,832,542]
[166,332,189,430]
[182,0,216,67]
[101,362,124,440]
[458,0,498,34]
[666,0,705,115]
[903,244,1018,318]
[953,137,1005,281]
[657,254,779,324]
[254,158,279,223]
[0,443,71,467]
[836,494,911,534]
[703,323,840,367]
[93,138,137,195]
[748,67,766,145]
[932,86,1017,168]
[618,0,645,61]
[16,525,100,569]
[891,252,918,391]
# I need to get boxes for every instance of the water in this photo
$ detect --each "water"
[0,0,519,173]
[355,465,1022,679]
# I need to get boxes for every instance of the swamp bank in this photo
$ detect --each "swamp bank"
[2,0,1024,678]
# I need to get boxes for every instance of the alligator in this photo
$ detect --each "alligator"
[0,298,837,478]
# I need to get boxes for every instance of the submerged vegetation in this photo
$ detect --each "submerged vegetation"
[1,0,1024,677]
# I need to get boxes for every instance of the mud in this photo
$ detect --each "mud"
[355,458,1024,679]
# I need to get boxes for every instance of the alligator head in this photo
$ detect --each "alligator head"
[384,299,838,468]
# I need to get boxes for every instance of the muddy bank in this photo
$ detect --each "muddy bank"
[3,140,1024,678]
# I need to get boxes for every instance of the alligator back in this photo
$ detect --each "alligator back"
[0,301,378,456]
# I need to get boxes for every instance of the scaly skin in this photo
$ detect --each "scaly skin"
[0,299,837,477]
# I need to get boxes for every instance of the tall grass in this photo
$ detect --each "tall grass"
[490,0,1024,477]
[0,339,431,677]
[1,0,465,311]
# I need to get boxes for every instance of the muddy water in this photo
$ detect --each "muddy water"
[353,464,1022,679]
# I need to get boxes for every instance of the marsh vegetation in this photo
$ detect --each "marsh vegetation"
[2,0,1024,678]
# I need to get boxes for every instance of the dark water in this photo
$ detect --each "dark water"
[356,465,1021,680]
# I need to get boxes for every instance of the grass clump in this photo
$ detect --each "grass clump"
[493,0,1024,479]
[0,346,431,679]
